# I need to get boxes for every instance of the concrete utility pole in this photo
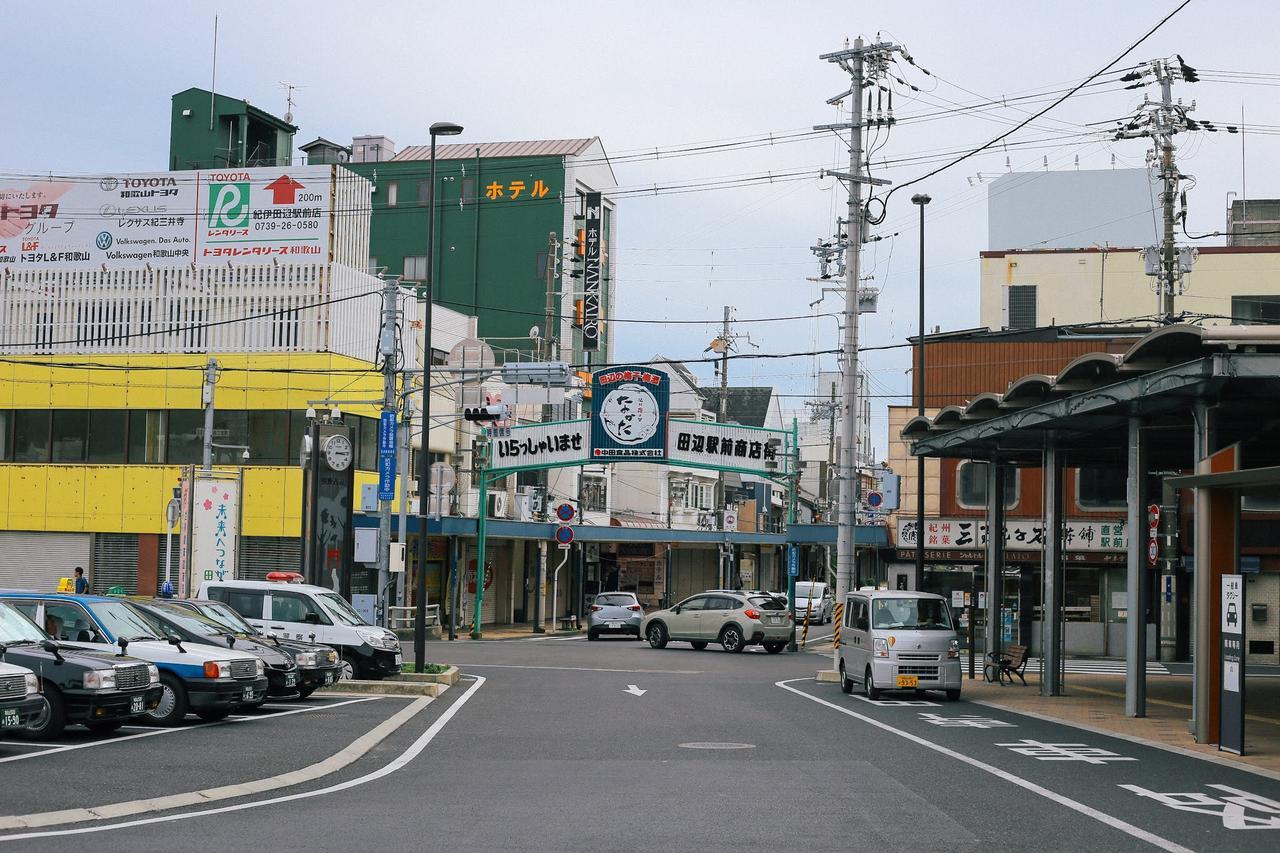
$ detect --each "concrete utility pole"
[200,358,218,473]
[540,231,559,361]
[376,274,400,627]
[533,231,560,632]
[1156,61,1178,320]
[715,305,731,588]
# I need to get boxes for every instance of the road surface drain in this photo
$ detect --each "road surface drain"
[678,742,756,750]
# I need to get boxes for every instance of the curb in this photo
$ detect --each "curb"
[318,679,442,697]
[389,666,460,686]
[0,696,433,831]
[815,670,840,683]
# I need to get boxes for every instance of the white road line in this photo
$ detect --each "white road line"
[453,663,702,674]
[0,743,54,751]
[0,676,486,841]
[0,698,382,766]
[776,679,1193,853]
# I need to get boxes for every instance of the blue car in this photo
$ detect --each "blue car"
[0,593,267,726]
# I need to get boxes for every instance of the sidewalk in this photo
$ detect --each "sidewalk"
[964,670,1280,777]
[434,622,584,641]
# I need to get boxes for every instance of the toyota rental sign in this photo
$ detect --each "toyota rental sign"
[0,165,334,269]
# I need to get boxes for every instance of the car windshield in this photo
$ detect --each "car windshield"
[793,583,821,598]
[595,594,636,607]
[197,602,257,634]
[316,593,366,627]
[0,603,47,643]
[145,606,227,638]
[93,601,163,641]
[748,595,787,611]
[871,597,953,630]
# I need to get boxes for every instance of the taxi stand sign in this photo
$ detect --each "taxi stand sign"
[1221,573,1245,755]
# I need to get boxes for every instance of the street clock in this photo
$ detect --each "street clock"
[322,434,353,471]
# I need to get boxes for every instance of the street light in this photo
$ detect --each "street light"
[416,120,463,671]
[910,193,931,592]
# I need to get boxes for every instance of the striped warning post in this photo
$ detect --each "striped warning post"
[800,599,813,648]
[832,602,845,648]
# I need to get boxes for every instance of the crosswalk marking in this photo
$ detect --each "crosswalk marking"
[1027,658,1170,675]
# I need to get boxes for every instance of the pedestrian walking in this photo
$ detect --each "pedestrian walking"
[73,566,88,594]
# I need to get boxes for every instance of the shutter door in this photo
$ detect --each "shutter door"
[92,534,140,595]
[239,537,302,581]
[0,532,92,592]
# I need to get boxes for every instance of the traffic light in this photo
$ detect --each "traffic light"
[463,404,508,422]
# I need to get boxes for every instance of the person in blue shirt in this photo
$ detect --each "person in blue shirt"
[73,566,88,594]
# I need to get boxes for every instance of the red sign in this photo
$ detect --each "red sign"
[265,174,305,205]
[1147,538,1159,567]
[1147,504,1161,529]
[465,558,494,595]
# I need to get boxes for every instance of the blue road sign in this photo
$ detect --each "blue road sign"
[377,452,396,501]
[555,526,575,545]
[379,409,397,455]
[556,503,576,522]
[788,545,799,577]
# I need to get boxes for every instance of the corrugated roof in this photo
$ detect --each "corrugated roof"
[393,138,597,162]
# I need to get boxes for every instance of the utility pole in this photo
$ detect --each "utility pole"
[376,274,400,627]
[540,231,559,361]
[1157,61,1178,320]
[200,358,218,473]
[714,306,731,588]
[533,231,560,632]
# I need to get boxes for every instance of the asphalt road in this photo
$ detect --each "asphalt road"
[2,634,1277,852]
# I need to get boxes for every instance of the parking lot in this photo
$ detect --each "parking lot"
[0,694,418,821]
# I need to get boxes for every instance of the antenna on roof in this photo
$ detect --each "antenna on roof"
[278,81,304,125]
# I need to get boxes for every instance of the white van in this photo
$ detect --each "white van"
[837,589,963,701]
[197,578,402,680]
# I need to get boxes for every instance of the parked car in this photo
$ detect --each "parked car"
[587,592,644,640]
[0,660,45,736]
[0,600,161,738]
[0,592,268,725]
[197,578,402,680]
[792,581,834,625]
[129,599,301,706]
[155,598,342,698]
[641,591,793,653]
[837,589,962,701]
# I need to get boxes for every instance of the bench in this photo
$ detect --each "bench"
[557,615,579,632]
[985,644,1029,685]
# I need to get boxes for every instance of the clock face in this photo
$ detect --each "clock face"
[323,434,353,471]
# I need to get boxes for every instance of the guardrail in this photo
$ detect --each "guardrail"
[387,604,439,632]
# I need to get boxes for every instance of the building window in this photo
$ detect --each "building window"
[1005,284,1037,330]
[404,255,428,281]
[955,461,1018,510]
[461,177,476,204]
[166,410,203,465]
[249,411,290,466]
[368,256,379,274]
[355,416,377,471]
[1076,467,1127,510]
[386,182,398,207]
[128,410,166,464]
[51,410,89,463]
[12,411,48,462]
[417,180,432,206]
[1231,295,1280,324]
[685,482,713,511]
[1242,486,1280,512]
[87,410,127,463]
[582,477,607,513]
[0,411,8,461]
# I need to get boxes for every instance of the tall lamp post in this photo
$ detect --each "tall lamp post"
[415,120,463,673]
[910,193,931,592]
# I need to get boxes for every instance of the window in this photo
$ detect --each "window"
[249,411,290,466]
[955,461,1018,510]
[368,256,379,274]
[582,476,607,513]
[686,482,713,511]
[461,177,476,204]
[677,596,708,611]
[1242,486,1280,513]
[1076,467,1128,510]
[166,410,203,464]
[355,416,377,471]
[1232,295,1280,324]
[1006,284,1037,330]
[12,410,49,462]
[87,410,126,463]
[386,182,398,207]
[128,410,166,464]
[43,603,97,642]
[870,597,953,630]
[404,255,428,281]
[0,411,8,461]
[417,180,433,206]
[270,591,323,624]
[851,597,869,631]
[595,593,637,607]
[213,588,266,620]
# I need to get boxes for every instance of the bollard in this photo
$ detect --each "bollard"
[832,602,845,649]
[801,599,813,648]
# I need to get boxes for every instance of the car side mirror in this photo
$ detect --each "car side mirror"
[671,606,681,615]
[304,612,322,625]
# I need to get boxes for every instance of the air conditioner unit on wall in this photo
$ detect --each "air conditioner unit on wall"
[488,492,509,519]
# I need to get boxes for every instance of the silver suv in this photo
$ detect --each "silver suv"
[641,591,792,653]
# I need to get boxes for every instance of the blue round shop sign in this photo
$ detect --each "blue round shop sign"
[555,525,575,545]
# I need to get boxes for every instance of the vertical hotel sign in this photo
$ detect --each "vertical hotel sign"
[581,192,602,351]
[591,367,669,459]
[190,475,242,597]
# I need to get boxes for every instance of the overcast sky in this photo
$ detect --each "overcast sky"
[8,0,1279,456]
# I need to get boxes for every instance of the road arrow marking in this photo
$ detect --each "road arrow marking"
[624,684,646,696]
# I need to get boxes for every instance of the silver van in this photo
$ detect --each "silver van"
[838,589,962,701]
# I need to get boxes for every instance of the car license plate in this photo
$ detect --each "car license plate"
[394,653,402,665]
[325,672,336,684]
[607,621,622,629]
[243,687,257,702]
[130,695,144,714]
[285,672,298,687]
[1,708,18,728]
[895,675,919,688]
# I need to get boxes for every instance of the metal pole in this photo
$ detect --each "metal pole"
[716,306,730,588]
[377,275,398,627]
[912,194,930,592]
[397,415,409,609]
[552,548,569,631]
[787,418,799,652]
[985,462,1005,679]
[414,131,440,672]
[1125,416,1148,716]
[533,540,546,633]
[472,472,489,639]
[200,358,218,474]
[1042,444,1064,696]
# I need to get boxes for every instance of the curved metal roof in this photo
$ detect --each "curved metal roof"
[902,324,1280,445]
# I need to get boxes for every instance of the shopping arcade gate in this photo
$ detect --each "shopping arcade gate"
[464,366,798,637]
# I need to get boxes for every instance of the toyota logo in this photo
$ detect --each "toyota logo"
[99,177,118,191]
